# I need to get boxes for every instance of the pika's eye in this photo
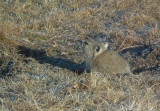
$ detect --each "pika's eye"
[95,46,100,52]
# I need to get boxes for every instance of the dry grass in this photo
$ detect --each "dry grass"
[0,0,160,110]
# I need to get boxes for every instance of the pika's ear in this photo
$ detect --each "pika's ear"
[104,42,109,49]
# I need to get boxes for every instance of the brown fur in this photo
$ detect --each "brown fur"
[84,41,131,74]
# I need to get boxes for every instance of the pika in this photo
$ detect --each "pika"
[83,41,131,74]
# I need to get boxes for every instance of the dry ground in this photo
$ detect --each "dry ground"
[0,0,160,111]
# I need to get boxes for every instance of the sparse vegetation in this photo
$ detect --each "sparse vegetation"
[0,0,160,110]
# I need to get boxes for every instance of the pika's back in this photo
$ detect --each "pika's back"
[84,41,131,74]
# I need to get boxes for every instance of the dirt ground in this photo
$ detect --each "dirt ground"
[0,0,160,110]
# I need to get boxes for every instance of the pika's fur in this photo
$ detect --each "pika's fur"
[84,41,131,74]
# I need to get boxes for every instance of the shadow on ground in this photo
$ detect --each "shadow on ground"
[18,46,86,74]
[121,45,160,74]
[18,45,160,76]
